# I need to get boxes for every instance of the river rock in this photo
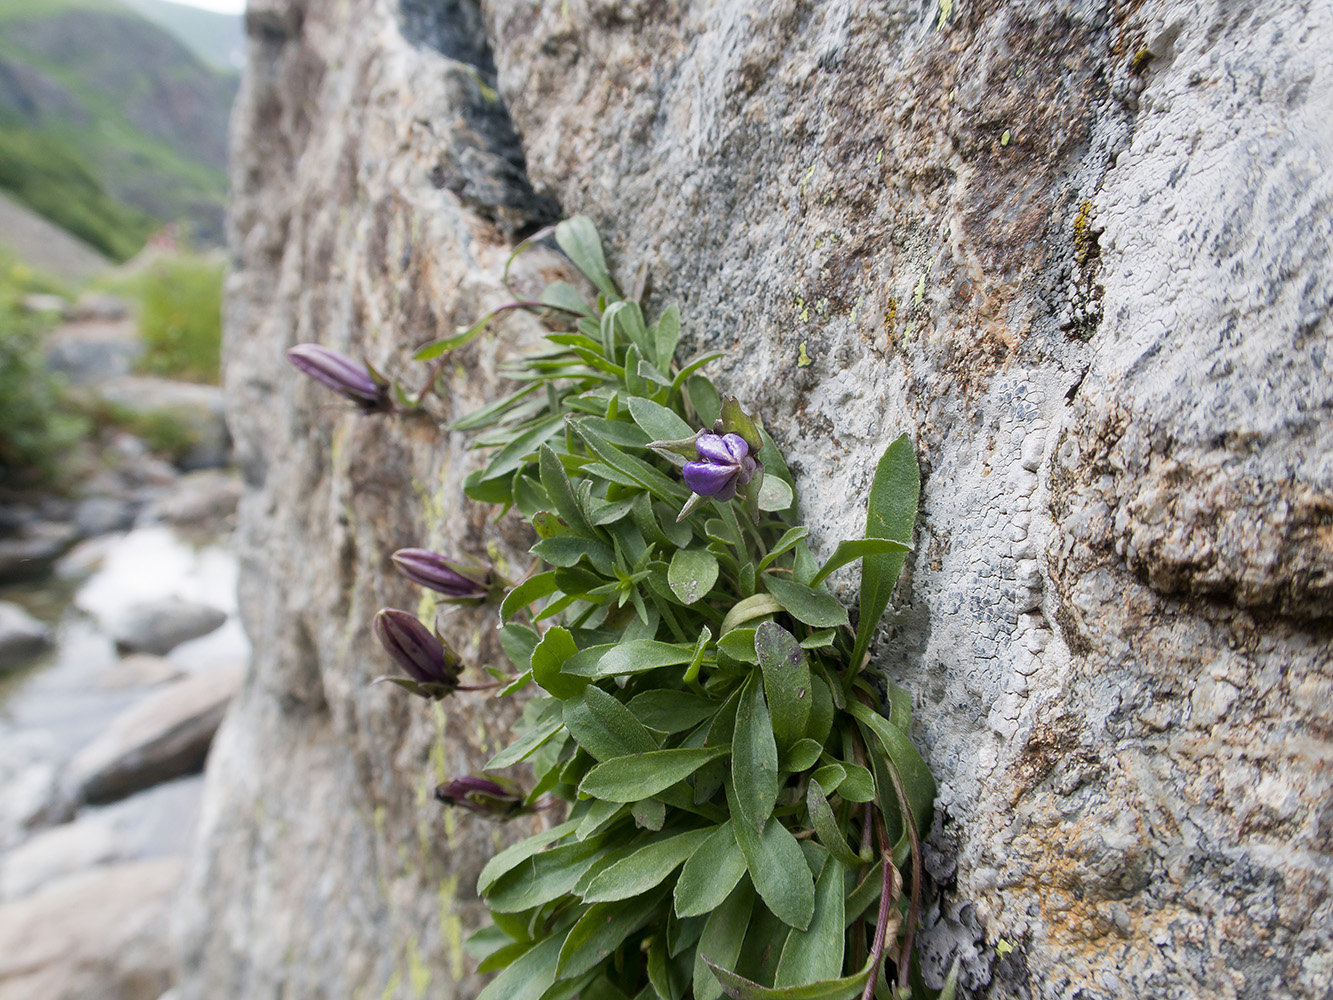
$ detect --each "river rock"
[43,318,142,385]
[0,777,202,901]
[0,601,52,671]
[178,1,1332,999]
[73,496,136,538]
[0,733,62,850]
[63,664,243,806]
[97,653,183,691]
[95,376,231,470]
[109,598,227,655]
[140,469,243,528]
[0,858,182,1000]
[0,521,79,583]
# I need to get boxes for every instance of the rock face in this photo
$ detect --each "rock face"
[182,2,1332,999]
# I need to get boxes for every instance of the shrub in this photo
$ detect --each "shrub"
[130,253,224,383]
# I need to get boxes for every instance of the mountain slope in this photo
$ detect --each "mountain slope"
[121,0,245,73]
[0,0,236,250]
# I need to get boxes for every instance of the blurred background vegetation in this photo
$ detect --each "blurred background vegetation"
[0,0,238,489]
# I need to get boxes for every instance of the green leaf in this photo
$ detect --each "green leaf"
[852,435,919,669]
[627,690,718,733]
[671,352,727,393]
[530,626,588,699]
[540,280,594,316]
[843,861,884,928]
[476,938,537,974]
[806,783,865,868]
[674,821,748,917]
[700,955,874,1000]
[573,421,686,503]
[654,302,681,370]
[809,764,846,796]
[556,216,618,299]
[532,535,615,574]
[564,685,660,761]
[762,576,850,629]
[477,820,578,894]
[497,622,540,671]
[717,627,759,664]
[485,839,607,912]
[719,594,783,635]
[451,382,542,431]
[582,827,714,902]
[732,673,779,831]
[833,763,875,803]
[847,700,935,835]
[576,799,630,841]
[726,782,814,931]
[756,526,809,573]
[485,712,565,770]
[754,622,812,752]
[719,396,762,452]
[480,415,566,483]
[540,444,596,540]
[694,879,755,1000]
[501,571,560,623]
[781,739,823,773]
[628,395,696,444]
[807,538,913,589]
[580,746,730,802]
[669,548,719,605]
[569,639,699,678]
[757,476,794,513]
[632,796,666,830]
[774,859,845,988]
[556,884,670,980]
[476,933,564,1000]
[579,416,652,449]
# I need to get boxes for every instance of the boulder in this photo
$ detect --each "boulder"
[0,858,182,1000]
[73,495,137,538]
[97,653,183,691]
[109,598,227,655]
[95,376,230,470]
[139,469,243,528]
[63,664,243,806]
[0,601,52,671]
[43,318,142,384]
[20,293,69,318]
[0,521,78,583]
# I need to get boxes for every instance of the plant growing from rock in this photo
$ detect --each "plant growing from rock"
[290,218,950,1000]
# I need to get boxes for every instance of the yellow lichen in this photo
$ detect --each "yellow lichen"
[1073,199,1096,264]
[439,877,465,979]
[1001,129,1011,146]
[936,0,953,30]
[797,341,813,367]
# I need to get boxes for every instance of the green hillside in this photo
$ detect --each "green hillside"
[121,0,245,73]
[0,0,237,256]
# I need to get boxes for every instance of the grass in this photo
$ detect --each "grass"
[0,120,158,260]
[117,252,224,383]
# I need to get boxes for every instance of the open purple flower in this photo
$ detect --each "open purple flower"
[372,608,460,698]
[392,549,491,603]
[683,432,758,501]
[286,343,387,410]
[435,776,530,819]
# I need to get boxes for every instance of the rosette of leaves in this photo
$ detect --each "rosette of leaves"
[410,219,947,1000]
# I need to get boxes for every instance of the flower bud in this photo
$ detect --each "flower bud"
[286,344,387,409]
[682,432,757,501]
[372,608,460,697]
[391,549,491,602]
[434,775,529,819]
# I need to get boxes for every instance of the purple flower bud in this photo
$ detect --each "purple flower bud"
[682,432,757,501]
[435,776,528,819]
[372,608,460,693]
[286,344,386,409]
[391,549,491,602]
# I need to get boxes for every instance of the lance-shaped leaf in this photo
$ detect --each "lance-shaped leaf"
[732,672,779,831]
[699,955,875,1000]
[763,576,850,629]
[807,538,912,590]
[755,622,811,752]
[628,690,719,734]
[847,700,935,836]
[580,746,730,802]
[654,301,681,370]
[476,819,578,894]
[569,639,699,678]
[694,879,755,1000]
[557,883,671,980]
[540,444,596,539]
[582,827,714,902]
[484,838,608,912]
[806,782,866,868]
[719,594,783,635]
[555,216,619,299]
[476,933,564,1000]
[530,626,587,700]
[726,782,814,931]
[674,821,748,917]
[564,685,660,761]
[851,434,919,669]
[774,858,845,988]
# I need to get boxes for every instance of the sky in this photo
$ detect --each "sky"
[168,0,246,11]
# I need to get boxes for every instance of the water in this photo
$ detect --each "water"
[0,524,248,852]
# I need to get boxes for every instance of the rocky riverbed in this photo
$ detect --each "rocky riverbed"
[0,364,246,1000]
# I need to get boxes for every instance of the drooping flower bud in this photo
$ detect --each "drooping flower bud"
[434,775,531,819]
[682,432,757,501]
[372,608,460,698]
[286,343,388,410]
[391,549,491,603]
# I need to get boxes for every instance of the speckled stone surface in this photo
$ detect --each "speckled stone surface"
[181,1,1332,997]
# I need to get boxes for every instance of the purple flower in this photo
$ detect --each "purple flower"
[434,776,529,819]
[286,344,387,409]
[391,549,491,602]
[372,608,460,697]
[682,432,758,501]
